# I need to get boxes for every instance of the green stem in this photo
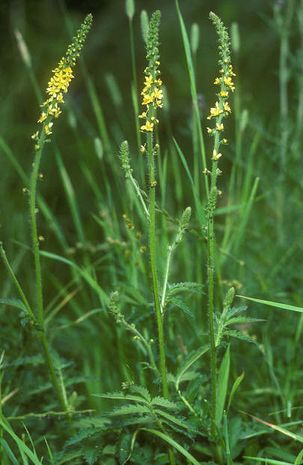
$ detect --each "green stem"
[29,141,45,327]
[39,333,69,412]
[29,135,69,413]
[147,132,175,465]
[207,131,221,438]
[147,133,169,400]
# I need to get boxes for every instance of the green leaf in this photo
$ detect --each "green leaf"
[118,431,139,465]
[154,409,192,433]
[175,1,208,196]
[0,438,19,465]
[225,304,247,318]
[0,415,43,465]
[94,391,148,405]
[244,457,292,465]
[176,346,208,390]
[129,385,151,402]
[3,355,43,369]
[83,447,101,465]
[225,330,258,345]
[216,345,230,426]
[151,397,179,410]
[167,282,204,297]
[225,316,264,326]
[173,138,205,226]
[167,297,193,319]
[238,295,303,314]
[294,449,303,465]
[227,372,245,411]
[41,250,109,305]
[0,298,27,312]
[109,404,150,416]
[142,428,201,465]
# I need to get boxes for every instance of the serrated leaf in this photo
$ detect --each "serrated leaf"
[151,397,179,411]
[167,297,193,319]
[225,330,258,345]
[65,423,107,446]
[109,404,150,417]
[0,297,27,312]
[154,409,193,432]
[167,282,204,297]
[94,391,148,405]
[4,355,44,369]
[83,447,102,465]
[225,305,247,318]
[111,415,154,428]
[129,385,151,402]
[174,370,199,384]
[225,316,264,326]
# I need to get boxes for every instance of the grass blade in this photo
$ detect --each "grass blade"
[238,295,303,314]
[216,345,230,426]
[142,428,201,465]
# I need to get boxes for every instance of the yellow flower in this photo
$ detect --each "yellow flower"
[207,127,213,134]
[48,104,62,118]
[228,65,236,76]
[207,102,222,120]
[223,76,235,91]
[46,66,74,97]
[142,94,154,105]
[223,102,231,113]
[31,131,39,140]
[153,88,163,100]
[57,93,64,104]
[140,121,154,132]
[212,149,222,161]
[144,75,153,88]
[38,112,47,123]
[44,122,53,135]
[219,90,229,97]
[214,77,221,85]
[216,123,224,131]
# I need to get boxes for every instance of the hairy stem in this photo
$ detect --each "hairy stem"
[207,129,221,437]
[29,136,69,413]
[147,132,169,400]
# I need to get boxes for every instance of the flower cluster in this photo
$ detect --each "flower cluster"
[139,11,163,134]
[33,14,92,143]
[206,12,235,161]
